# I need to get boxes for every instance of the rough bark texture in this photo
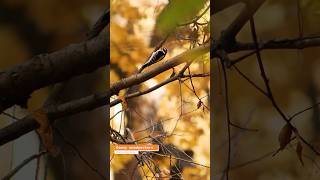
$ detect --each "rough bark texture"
[0,30,108,112]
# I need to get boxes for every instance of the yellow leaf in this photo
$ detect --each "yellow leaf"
[118,95,128,110]
[32,109,59,156]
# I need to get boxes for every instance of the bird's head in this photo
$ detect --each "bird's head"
[162,47,167,54]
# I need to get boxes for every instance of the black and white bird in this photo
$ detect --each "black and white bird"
[138,47,167,73]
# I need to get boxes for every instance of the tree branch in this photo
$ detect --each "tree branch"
[86,10,110,40]
[110,73,209,107]
[217,0,266,50]
[109,43,209,96]
[212,36,320,66]
[0,90,108,146]
[0,29,108,113]
[234,36,320,51]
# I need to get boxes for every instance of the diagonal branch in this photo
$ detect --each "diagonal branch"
[0,30,108,113]
[109,43,210,96]
[0,90,108,146]
[219,0,265,46]
[86,10,110,40]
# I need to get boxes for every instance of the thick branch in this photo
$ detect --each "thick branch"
[0,30,108,112]
[86,10,110,40]
[0,91,108,146]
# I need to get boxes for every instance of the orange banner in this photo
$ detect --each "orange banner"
[115,144,159,151]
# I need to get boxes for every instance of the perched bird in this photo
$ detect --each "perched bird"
[138,47,167,73]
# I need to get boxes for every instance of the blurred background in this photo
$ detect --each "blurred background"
[0,0,108,180]
[4,0,318,179]
[212,0,320,179]
[110,0,210,179]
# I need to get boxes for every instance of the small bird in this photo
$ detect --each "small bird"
[138,47,167,73]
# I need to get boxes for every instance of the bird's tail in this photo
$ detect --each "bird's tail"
[138,64,146,73]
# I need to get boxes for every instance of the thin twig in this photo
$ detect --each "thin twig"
[221,59,232,180]
[289,102,320,121]
[249,17,320,155]
[54,128,107,180]
[1,151,47,180]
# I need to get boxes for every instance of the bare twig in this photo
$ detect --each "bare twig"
[1,151,47,180]
[232,35,320,52]
[249,17,320,155]
[221,59,231,180]
[289,102,320,121]
[54,128,107,180]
